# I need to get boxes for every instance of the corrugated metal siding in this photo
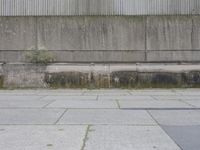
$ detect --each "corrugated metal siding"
[0,0,200,16]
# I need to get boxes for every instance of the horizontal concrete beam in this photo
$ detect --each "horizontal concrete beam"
[1,50,200,63]
[146,50,200,62]
[45,63,200,73]
[0,50,146,63]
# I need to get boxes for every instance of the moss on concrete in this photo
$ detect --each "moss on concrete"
[111,71,138,88]
[0,76,4,89]
[109,71,200,89]
[44,72,90,88]
[0,68,199,89]
[2,66,200,89]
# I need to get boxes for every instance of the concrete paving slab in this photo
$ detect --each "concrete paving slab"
[180,96,200,101]
[83,90,130,96]
[0,90,85,96]
[58,109,156,125]
[162,125,200,150]
[0,95,43,101]
[41,96,97,101]
[149,110,200,126]
[35,89,85,93]
[173,89,200,92]
[182,100,200,108]
[3,90,85,96]
[119,100,192,109]
[0,125,87,150]
[177,91,200,96]
[0,109,65,124]
[130,89,174,92]
[35,90,85,96]
[37,93,84,96]
[130,91,178,96]
[84,90,129,93]
[98,95,155,101]
[0,90,37,95]
[0,93,36,96]
[153,96,182,100]
[154,95,200,101]
[47,100,118,108]
[85,126,181,150]
[0,100,54,108]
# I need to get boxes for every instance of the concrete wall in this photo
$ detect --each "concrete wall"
[37,17,145,50]
[0,17,36,50]
[147,16,193,50]
[1,63,200,88]
[0,16,200,63]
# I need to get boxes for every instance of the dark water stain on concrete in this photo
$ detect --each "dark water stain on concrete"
[111,71,138,88]
[182,71,200,86]
[0,76,4,88]
[44,72,90,88]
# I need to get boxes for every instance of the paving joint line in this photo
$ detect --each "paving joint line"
[0,107,199,110]
[0,108,119,110]
[42,100,57,108]
[121,108,200,110]
[66,108,119,110]
[54,109,68,124]
[127,91,132,95]
[176,92,184,96]
[0,123,158,126]
[82,91,87,96]
[0,107,66,110]
[178,99,197,108]
[96,95,99,101]
[150,95,158,100]
[56,123,157,126]
[37,95,48,100]
[80,125,91,150]
[171,89,180,95]
[146,110,183,150]
[116,100,121,109]
[47,108,119,109]
[0,124,88,126]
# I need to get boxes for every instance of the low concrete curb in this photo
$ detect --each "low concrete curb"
[1,63,200,88]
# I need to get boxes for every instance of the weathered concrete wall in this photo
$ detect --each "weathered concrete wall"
[146,16,193,50]
[192,16,200,49]
[0,63,200,88]
[0,17,36,50]
[36,16,146,50]
[3,64,46,88]
[0,16,200,63]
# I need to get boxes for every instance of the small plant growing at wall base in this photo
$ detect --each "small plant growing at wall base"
[25,49,55,64]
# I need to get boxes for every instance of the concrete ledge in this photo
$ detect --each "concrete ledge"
[0,50,146,63]
[46,63,200,73]
[147,50,200,62]
[1,50,200,63]
[0,63,200,88]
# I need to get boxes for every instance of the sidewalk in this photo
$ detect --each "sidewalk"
[0,89,200,150]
